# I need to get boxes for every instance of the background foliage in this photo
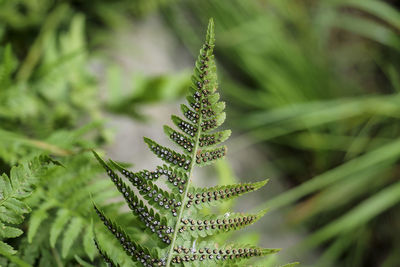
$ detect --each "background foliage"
[1,0,400,266]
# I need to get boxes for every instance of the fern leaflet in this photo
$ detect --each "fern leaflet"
[0,157,50,256]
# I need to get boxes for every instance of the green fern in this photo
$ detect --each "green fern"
[24,152,139,265]
[0,156,143,267]
[93,19,285,267]
[0,156,50,257]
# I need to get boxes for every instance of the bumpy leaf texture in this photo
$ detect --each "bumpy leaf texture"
[93,19,278,267]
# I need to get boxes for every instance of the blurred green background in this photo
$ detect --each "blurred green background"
[1,0,400,266]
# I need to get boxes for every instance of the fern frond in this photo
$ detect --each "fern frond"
[0,157,48,256]
[21,153,137,266]
[93,18,285,267]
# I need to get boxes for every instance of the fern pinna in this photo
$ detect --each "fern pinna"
[93,19,279,267]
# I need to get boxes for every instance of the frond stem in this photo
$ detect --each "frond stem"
[165,112,203,266]
[51,246,64,267]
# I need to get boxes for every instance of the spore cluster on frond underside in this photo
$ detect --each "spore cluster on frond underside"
[92,18,277,267]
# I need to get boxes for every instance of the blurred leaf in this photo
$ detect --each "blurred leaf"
[334,15,400,51]
[106,66,190,119]
[257,138,400,212]
[302,180,400,248]
[338,0,400,30]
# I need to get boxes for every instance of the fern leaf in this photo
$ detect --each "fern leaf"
[181,104,200,124]
[194,146,227,166]
[0,157,49,256]
[171,115,198,138]
[164,125,195,153]
[200,112,226,133]
[108,159,183,216]
[144,137,192,171]
[74,255,96,267]
[111,160,180,207]
[203,102,226,121]
[198,130,231,149]
[94,238,120,267]
[19,152,137,264]
[93,18,286,267]
[178,209,268,238]
[28,200,56,243]
[110,161,188,194]
[186,180,269,209]
[94,205,163,266]
[0,174,30,225]
[171,243,279,265]
[0,222,23,239]
[83,224,96,261]
[0,240,16,256]
[62,217,84,258]
[50,209,70,247]
[93,151,174,242]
